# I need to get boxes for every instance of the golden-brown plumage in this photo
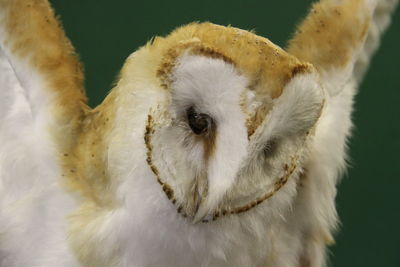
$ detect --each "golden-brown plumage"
[0,0,397,266]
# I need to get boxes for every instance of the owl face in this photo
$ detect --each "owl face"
[112,24,326,223]
[143,50,324,223]
[148,53,250,221]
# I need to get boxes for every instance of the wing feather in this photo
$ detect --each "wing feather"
[0,0,87,130]
[287,0,398,95]
[0,1,87,265]
[0,0,89,191]
[285,0,398,265]
[353,0,399,83]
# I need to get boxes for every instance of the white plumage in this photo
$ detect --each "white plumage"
[0,0,397,266]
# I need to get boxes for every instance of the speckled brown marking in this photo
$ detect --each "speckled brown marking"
[288,0,371,71]
[62,105,117,208]
[144,113,177,204]
[162,184,174,199]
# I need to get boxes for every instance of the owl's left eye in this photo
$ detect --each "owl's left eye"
[263,139,279,158]
[186,107,212,135]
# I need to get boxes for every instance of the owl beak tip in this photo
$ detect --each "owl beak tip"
[192,208,211,224]
[191,197,217,224]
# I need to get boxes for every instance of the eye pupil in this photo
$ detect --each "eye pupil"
[186,107,212,135]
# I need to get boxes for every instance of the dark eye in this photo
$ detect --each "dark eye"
[186,107,212,135]
[263,139,278,158]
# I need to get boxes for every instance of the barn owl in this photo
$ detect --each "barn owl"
[0,0,398,266]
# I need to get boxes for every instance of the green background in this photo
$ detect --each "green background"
[49,1,400,266]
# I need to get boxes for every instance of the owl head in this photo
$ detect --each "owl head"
[108,23,325,223]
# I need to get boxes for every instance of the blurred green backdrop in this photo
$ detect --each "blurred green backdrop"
[49,1,400,266]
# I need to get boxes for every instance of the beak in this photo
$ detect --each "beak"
[193,198,215,223]
[192,121,249,223]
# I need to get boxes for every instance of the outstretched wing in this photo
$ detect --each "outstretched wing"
[0,0,87,127]
[0,0,87,199]
[352,0,399,83]
[288,0,398,95]
[0,0,87,265]
[285,0,398,265]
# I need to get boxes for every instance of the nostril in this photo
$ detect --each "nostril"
[186,106,212,135]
